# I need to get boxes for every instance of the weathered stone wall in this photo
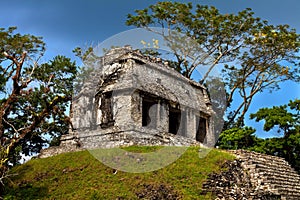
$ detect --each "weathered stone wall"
[38,131,202,158]
[131,59,209,110]
[39,46,215,157]
[38,135,82,158]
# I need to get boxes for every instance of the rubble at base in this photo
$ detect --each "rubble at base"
[38,131,202,158]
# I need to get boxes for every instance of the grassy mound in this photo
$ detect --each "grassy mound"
[3,147,235,200]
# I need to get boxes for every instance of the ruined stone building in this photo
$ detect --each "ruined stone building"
[38,47,300,199]
[41,46,215,155]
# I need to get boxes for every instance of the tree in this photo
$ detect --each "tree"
[126,2,300,127]
[250,99,300,171]
[216,126,258,150]
[217,100,300,172]
[250,100,300,137]
[0,27,77,191]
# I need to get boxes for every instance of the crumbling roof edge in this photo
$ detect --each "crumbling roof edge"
[106,50,207,91]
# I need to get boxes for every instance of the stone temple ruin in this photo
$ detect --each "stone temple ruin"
[39,46,300,199]
[41,46,215,156]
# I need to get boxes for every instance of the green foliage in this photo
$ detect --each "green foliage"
[0,26,45,59]
[250,99,300,136]
[217,127,257,150]
[126,2,300,127]
[250,99,300,171]
[0,26,77,191]
[218,99,300,173]
[3,147,234,199]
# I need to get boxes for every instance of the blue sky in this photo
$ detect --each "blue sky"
[1,0,299,138]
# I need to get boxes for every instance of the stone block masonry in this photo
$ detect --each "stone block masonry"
[40,46,215,158]
[201,150,300,200]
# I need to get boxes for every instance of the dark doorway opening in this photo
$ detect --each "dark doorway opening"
[169,107,181,135]
[196,116,207,143]
[100,91,114,128]
[142,97,158,128]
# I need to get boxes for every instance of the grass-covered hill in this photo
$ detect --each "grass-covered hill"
[4,147,235,200]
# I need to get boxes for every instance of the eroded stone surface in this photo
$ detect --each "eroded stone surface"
[40,46,215,158]
[201,150,300,200]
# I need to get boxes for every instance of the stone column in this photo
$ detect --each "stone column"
[205,117,215,147]
[186,108,196,139]
[158,101,169,132]
[131,91,142,126]
[113,92,134,130]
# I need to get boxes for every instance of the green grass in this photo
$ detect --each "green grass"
[3,147,235,200]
